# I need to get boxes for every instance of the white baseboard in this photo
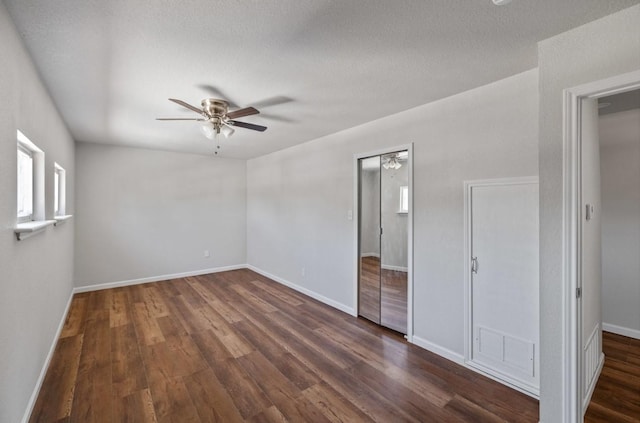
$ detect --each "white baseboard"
[413,335,540,399]
[381,264,408,272]
[411,335,465,365]
[361,253,380,258]
[602,322,640,340]
[246,265,355,316]
[21,290,74,423]
[73,264,247,293]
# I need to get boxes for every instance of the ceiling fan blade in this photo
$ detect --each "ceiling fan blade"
[156,118,206,121]
[197,85,238,108]
[227,107,260,120]
[229,120,267,132]
[168,98,203,115]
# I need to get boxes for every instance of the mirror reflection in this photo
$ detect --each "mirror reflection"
[358,156,381,324]
[358,151,408,333]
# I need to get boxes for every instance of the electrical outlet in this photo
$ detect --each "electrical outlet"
[204,250,210,258]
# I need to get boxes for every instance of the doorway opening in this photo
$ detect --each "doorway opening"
[562,70,640,421]
[354,145,413,339]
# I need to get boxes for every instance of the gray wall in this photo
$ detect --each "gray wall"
[537,5,640,421]
[0,3,76,422]
[360,167,380,256]
[600,108,640,337]
[74,143,247,287]
[247,68,538,353]
[359,160,408,269]
[381,161,408,270]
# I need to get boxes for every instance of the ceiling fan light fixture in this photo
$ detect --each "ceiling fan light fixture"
[200,122,216,139]
[221,124,235,139]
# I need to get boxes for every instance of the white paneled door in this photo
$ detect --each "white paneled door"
[467,179,539,396]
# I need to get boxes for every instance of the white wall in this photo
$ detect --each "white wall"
[74,143,247,287]
[600,108,640,338]
[0,3,76,422]
[247,68,538,354]
[537,5,640,421]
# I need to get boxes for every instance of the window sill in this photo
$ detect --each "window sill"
[54,215,73,226]
[15,220,56,240]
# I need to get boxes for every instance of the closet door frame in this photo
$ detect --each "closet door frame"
[353,143,414,342]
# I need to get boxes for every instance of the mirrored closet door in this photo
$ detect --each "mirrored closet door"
[358,150,408,334]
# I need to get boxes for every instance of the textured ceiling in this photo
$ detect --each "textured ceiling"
[5,0,639,159]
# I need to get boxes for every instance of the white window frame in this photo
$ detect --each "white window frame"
[399,185,409,214]
[54,162,66,216]
[17,143,34,223]
[17,130,45,222]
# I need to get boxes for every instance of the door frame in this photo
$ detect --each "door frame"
[463,176,539,397]
[353,143,414,342]
[562,69,640,420]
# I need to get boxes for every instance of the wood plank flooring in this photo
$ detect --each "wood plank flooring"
[584,331,640,422]
[30,269,539,422]
[358,256,381,323]
[359,256,408,333]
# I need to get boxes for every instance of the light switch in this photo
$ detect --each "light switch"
[347,210,353,220]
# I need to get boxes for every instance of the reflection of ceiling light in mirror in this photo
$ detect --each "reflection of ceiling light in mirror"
[598,102,611,109]
[382,156,402,170]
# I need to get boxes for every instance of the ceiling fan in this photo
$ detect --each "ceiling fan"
[156,97,267,140]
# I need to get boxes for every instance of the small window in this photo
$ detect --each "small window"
[399,185,409,214]
[17,144,34,222]
[54,163,66,216]
[17,130,44,223]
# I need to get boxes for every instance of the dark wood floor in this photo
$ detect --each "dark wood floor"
[30,269,539,422]
[358,256,381,324]
[584,331,640,422]
[359,256,407,333]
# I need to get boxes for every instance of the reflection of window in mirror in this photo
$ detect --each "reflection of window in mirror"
[399,186,408,214]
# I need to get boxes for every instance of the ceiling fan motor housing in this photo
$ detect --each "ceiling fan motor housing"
[201,98,228,117]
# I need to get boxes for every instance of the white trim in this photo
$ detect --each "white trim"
[53,215,73,226]
[463,176,539,384]
[582,353,605,413]
[562,69,640,421]
[353,143,414,341]
[413,334,539,399]
[53,162,67,217]
[21,291,74,423]
[361,252,380,258]
[247,265,355,316]
[602,323,640,340]
[14,220,56,240]
[17,130,44,153]
[16,130,45,222]
[381,264,408,272]
[582,325,603,409]
[466,361,539,399]
[73,264,247,293]
[412,336,465,364]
